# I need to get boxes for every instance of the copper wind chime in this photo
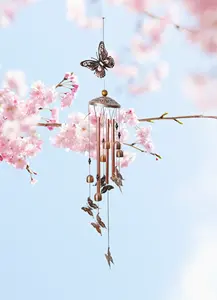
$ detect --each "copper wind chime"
[80,18,124,267]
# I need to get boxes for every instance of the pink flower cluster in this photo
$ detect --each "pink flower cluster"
[0,70,154,176]
[53,108,154,168]
[0,71,79,177]
[61,72,79,108]
[136,126,153,152]
[0,87,43,170]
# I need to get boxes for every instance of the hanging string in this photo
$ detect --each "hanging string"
[107,190,110,248]
[102,16,105,43]
[102,16,106,91]
[118,108,121,172]
[88,105,92,199]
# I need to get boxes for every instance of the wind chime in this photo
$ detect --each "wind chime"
[80,18,124,267]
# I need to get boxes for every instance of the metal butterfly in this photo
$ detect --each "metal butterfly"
[80,41,115,78]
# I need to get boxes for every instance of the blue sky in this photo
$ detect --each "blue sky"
[0,1,217,300]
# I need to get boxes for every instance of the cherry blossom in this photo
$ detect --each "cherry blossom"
[66,0,101,29]
[3,70,27,97]
[108,0,171,13]
[184,74,217,111]
[0,71,79,181]
[128,61,169,95]
[120,151,136,168]
[0,0,35,28]
[136,126,153,152]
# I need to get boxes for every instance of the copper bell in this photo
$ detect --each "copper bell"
[116,150,124,158]
[94,192,102,201]
[103,141,110,149]
[86,175,94,183]
[100,154,106,162]
[116,141,121,150]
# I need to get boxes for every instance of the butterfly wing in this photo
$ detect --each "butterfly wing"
[98,41,108,61]
[104,56,115,68]
[95,65,106,78]
[80,60,99,71]
[80,59,105,78]
[98,41,115,69]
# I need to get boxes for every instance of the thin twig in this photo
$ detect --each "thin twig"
[138,114,217,124]
[143,10,196,32]
[55,79,64,89]
[37,122,62,127]
[123,142,161,159]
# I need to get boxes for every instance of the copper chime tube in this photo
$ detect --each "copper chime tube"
[105,118,110,184]
[111,119,116,176]
[96,116,101,194]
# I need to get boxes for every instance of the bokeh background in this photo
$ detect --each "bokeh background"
[0,1,217,299]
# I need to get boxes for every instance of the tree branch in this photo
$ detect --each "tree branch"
[37,122,62,127]
[123,143,162,159]
[138,114,217,124]
[143,10,195,32]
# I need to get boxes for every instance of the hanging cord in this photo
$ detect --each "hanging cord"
[107,190,110,249]
[118,108,121,172]
[102,16,106,90]
[88,106,92,198]
[102,16,105,42]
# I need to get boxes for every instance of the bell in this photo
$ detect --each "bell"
[116,141,121,150]
[100,154,106,162]
[116,150,124,158]
[86,175,94,183]
[94,192,102,201]
[103,141,110,149]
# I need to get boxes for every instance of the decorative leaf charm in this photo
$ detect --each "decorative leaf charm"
[110,175,123,193]
[93,175,106,187]
[115,166,124,181]
[91,222,102,235]
[96,213,106,228]
[81,207,93,217]
[105,247,114,268]
[101,184,114,194]
[87,197,99,209]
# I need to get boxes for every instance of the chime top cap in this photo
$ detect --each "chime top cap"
[89,93,121,109]
[102,89,108,97]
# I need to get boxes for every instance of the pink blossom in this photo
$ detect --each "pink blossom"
[3,71,27,97]
[131,34,159,62]
[118,109,138,126]
[64,72,74,81]
[120,152,136,168]
[61,92,75,108]
[184,0,217,15]
[14,158,27,169]
[184,74,217,110]
[136,126,154,152]
[113,64,138,78]
[0,0,34,28]
[51,108,59,121]
[30,178,37,185]
[66,0,101,29]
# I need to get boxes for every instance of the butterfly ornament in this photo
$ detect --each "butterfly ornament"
[80,41,115,78]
